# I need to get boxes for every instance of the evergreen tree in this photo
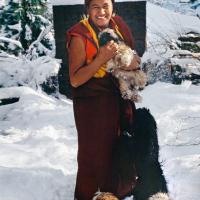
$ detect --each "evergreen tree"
[0,0,54,59]
[0,0,23,55]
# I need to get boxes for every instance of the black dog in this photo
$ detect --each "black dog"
[112,108,170,200]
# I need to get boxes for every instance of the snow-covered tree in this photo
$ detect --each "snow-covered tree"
[0,0,23,55]
[0,0,54,59]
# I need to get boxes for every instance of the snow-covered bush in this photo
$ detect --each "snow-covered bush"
[0,54,61,94]
[142,58,172,84]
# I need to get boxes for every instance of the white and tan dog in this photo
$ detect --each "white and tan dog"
[99,28,147,102]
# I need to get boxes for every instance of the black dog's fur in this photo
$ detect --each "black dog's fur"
[112,107,169,200]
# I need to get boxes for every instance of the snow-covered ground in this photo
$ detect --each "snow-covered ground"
[0,1,200,200]
[141,82,200,200]
[0,86,76,200]
[1,81,200,200]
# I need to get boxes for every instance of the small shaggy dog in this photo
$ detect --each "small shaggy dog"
[112,108,171,200]
[98,28,147,102]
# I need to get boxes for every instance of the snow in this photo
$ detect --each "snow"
[1,80,200,200]
[138,81,200,200]
[0,85,76,200]
[0,36,22,48]
[179,0,190,3]
[146,3,200,55]
[196,6,200,17]
[0,0,5,7]
[149,0,197,16]
[0,2,200,200]
[140,82,200,200]
[147,3,200,36]
[0,55,61,89]
[25,25,32,41]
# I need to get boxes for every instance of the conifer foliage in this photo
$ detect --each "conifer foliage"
[0,0,54,59]
[0,0,22,55]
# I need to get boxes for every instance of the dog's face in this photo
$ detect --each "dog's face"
[98,28,134,70]
[98,28,120,46]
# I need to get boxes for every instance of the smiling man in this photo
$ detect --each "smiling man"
[67,0,140,199]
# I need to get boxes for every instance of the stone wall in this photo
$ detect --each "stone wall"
[53,1,146,98]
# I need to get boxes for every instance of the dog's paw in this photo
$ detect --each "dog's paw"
[93,192,119,200]
[121,91,131,100]
[131,94,142,103]
[148,192,171,200]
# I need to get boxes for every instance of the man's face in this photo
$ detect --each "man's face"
[87,0,113,30]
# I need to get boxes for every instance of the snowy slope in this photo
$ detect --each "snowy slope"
[144,2,200,60]
[148,0,196,16]
[0,86,76,200]
[0,2,200,200]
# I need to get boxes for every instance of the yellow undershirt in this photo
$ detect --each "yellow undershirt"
[80,18,124,78]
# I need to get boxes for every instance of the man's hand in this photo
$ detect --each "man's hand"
[121,53,141,71]
[97,40,119,63]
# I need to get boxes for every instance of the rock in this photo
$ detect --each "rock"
[0,97,19,106]
[176,32,200,53]
[142,59,172,84]
[168,32,200,84]
[40,75,59,95]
